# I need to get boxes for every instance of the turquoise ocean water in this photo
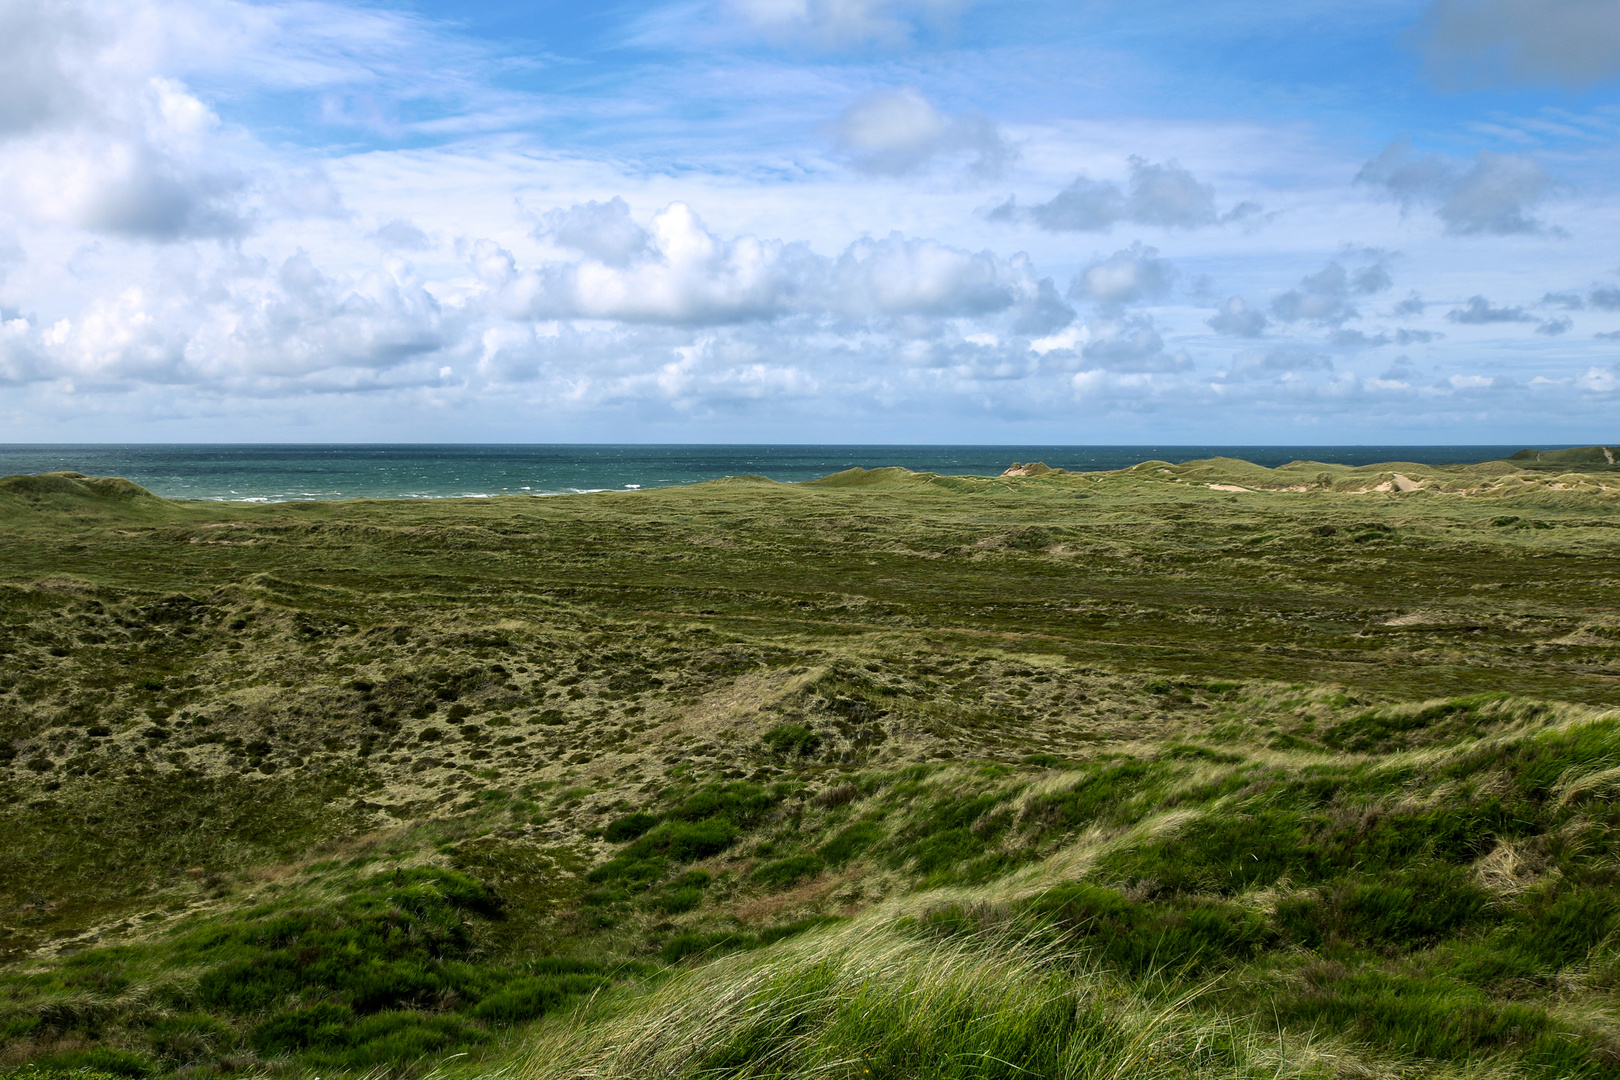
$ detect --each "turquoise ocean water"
[0,445,1560,502]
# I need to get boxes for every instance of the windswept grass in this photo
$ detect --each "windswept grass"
[521,917,1345,1080]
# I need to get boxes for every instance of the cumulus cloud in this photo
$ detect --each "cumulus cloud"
[497,199,1059,331]
[827,231,1028,319]
[1537,315,1574,335]
[1542,290,1585,310]
[1393,293,1426,317]
[1070,243,1176,305]
[201,252,447,378]
[374,219,432,252]
[1576,365,1620,391]
[1228,346,1332,380]
[1270,252,1393,327]
[1356,140,1556,236]
[1447,296,1535,323]
[535,198,652,266]
[0,231,24,285]
[1381,356,1418,381]
[0,3,252,240]
[493,203,815,325]
[1011,278,1076,336]
[1077,313,1189,373]
[829,87,1012,178]
[1207,296,1268,337]
[990,157,1252,233]
[0,244,456,393]
[1418,0,1620,90]
[1331,329,1391,349]
[728,0,966,47]
[0,314,46,384]
[1396,328,1443,345]
[1590,285,1620,310]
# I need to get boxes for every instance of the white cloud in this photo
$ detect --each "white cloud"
[1419,0,1620,90]
[5,246,449,391]
[0,1,253,240]
[1077,313,1189,373]
[1207,296,1268,337]
[1124,158,1218,228]
[990,157,1250,233]
[1070,242,1177,305]
[1330,329,1391,350]
[373,218,432,251]
[829,87,1012,178]
[1228,345,1332,380]
[41,287,187,382]
[1396,328,1442,345]
[1271,253,1393,326]
[1446,295,1535,323]
[494,203,815,325]
[0,315,44,384]
[828,232,1024,318]
[1576,365,1620,392]
[496,200,1050,329]
[1393,293,1426,317]
[727,0,966,47]
[1356,140,1557,236]
[535,197,652,267]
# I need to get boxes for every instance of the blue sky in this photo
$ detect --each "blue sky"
[1,0,1618,443]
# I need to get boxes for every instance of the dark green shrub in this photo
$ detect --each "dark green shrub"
[1514,886,1619,966]
[250,1003,355,1055]
[319,1011,485,1068]
[1029,884,1273,974]
[605,812,660,842]
[763,724,821,756]
[671,783,778,827]
[386,865,500,916]
[1101,809,1320,893]
[752,854,824,889]
[1277,866,1490,947]
[1276,966,1599,1073]
[585,857,665,885]
[645,887,703,914]
[22,1052,151,1078]
[757,915,846,946]
[628,818,739,862]
[819,821,882,866]
[468,973,608,1023]
[660,932,752,963]
[1025,762,1159,830]
[146,1013,235,1063]
[1322,693,1510,753]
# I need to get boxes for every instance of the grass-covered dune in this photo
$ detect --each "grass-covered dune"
[2,452,1620,1080]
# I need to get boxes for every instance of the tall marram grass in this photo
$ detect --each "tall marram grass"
[518,919,1381,1080]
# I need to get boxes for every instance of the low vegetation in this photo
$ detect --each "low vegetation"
[2,451,1619,1079]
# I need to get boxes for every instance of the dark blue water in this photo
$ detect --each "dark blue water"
[0,445,1561,502]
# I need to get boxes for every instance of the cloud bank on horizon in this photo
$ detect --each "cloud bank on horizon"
[0,0,1618,443]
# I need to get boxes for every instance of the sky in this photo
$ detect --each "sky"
[0,0,1618,444]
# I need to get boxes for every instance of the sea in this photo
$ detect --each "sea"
[0,444,1563,503]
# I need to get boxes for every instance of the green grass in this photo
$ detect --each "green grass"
[0,866,611,1075]
[3,456,1620,1078]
